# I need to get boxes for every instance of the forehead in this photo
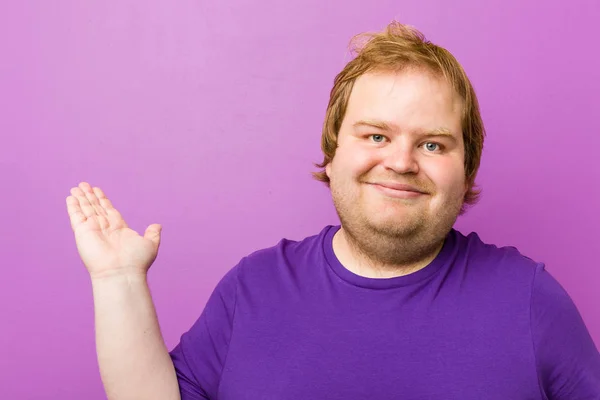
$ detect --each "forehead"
[343,69,464,136]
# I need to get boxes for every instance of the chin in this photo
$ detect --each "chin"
[373,203,424,221]
[366,215,424,236]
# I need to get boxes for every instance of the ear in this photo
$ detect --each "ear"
[325,162,332,179]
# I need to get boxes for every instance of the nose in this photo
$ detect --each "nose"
[382,141,420,175]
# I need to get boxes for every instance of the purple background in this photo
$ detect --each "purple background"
[1,0,598,398]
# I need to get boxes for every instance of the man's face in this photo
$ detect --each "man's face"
[326,69,467,244]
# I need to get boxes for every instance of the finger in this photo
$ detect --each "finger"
[66,195,87,231]
[144,224,162,247]
[93,187,117,213]
[80,182,107,217]
[71,186,95,218]
[93,186,111,206]
[93,186,127,228]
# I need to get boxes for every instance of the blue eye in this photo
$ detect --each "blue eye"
[424,142,440,152]
[370,134,385,143]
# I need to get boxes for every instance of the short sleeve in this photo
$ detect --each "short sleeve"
[169,264,239,400]
[531,263,600,399]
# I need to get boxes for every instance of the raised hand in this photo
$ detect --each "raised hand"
[66,182,162,279]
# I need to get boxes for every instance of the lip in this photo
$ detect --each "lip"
[367,182,428,199]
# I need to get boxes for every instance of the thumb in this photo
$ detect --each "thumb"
[144,223,162,246]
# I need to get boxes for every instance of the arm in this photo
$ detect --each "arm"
[531,264,600,399]
[66,182,180,400]
[91,272,180,400]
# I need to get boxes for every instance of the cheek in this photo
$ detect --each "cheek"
[337,146,379,176]
[422,159,466,195]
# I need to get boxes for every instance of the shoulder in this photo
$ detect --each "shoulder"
[226,225,335,283]
[449,229,545,296]
[531,264,586,324]
[456,229,540,272]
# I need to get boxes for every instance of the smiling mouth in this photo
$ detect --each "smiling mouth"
[367,183,428,199]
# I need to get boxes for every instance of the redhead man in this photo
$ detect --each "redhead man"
[66,21,600,399]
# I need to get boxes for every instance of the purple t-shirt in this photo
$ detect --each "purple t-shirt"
[169,225,600,399]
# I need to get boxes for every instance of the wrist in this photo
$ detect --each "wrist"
[89,268,148,284]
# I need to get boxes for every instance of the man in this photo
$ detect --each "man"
[66,21,600,399]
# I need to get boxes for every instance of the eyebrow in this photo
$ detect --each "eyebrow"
[353,120,457,142]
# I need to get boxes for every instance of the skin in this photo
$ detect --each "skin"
[325,68,468,278]
[66,182,179,400]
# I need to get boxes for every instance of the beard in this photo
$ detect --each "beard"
[330,176,464,269]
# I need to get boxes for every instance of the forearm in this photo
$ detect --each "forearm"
[91,272,180,400]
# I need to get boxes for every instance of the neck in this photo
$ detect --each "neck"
[332,227,445,279]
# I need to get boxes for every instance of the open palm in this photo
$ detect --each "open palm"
[66,182,162,278]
